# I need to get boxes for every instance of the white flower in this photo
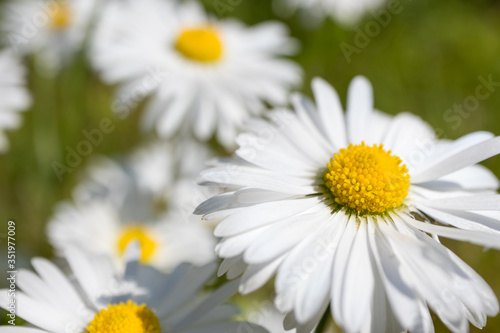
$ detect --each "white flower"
[2,0,97,72]
[195,76,500,332]
[0,50,30,153]
[274,0,386,26]
[91,0,301,148]
[48,141,217,272]
[0,243,268,333]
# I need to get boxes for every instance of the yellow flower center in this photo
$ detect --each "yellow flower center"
[174,26,223,63]
[86,301,161,333]
[324,142,410,214]
[50,3,72,29]
[117,226,158,263]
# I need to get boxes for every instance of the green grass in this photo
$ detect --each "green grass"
[1,0,500,331]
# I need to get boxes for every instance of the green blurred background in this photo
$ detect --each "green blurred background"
[1,0,500,331]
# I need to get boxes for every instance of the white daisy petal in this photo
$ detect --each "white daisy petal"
[236,133,318,177]
[290,94,335,161]
[1,291,67,332]
[201,166,315,194]
[218,256,243,277]
[367,220,434,333]
[380,112,435,165]
[363,110,393,146]
[338,221,375,333]
[418,194,500,211]
[195,189,296,215]
[240,255,285,295]
[380,221,469,332]
[418,164,500,191]
[293,242,334,324]
[16,269,82,323]
[312,77,348,149]
[295,299,328,333]
[403,210,500,249]
[415,204,500,235]
[171,279,241,331]
[346,76,373,145]
[217,225,275,258]
[412,136,500,184]
[244,208,330,264]
[226,259,248,279]
[214,197,321,237]
[64,247,103,303]
[444,210,500,233]
[275,221,341,313]
[330,218,358,327]
[446,249,499,316]
[30,258,84,309]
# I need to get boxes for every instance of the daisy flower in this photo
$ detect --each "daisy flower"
[195,76,500,332]
[2,0,97,72]
[0,50,30,152]
[91,0,301,148]
[0,243,268,333]
[274,0,386,26]
[48,141,216,272]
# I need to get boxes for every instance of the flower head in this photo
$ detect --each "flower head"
[196,76,500,332]
[0,243,268,333]
[2,0,98,72]
[48,141,216,272]
[91,0,301,148]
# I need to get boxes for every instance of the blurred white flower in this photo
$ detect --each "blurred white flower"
[274,0,386,26]
[2,0,97,72]
[0,50,30,152]
[196,77,500,332]
[91,0,302,148]
[247,301,298,333]
[0,244,268,333]
[48,140,217,272]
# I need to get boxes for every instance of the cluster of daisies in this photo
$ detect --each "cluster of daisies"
[1,0,500,332]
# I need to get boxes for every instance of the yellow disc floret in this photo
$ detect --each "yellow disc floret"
[50,3,72,29]
[175,26,223,63]
[324,142,410,214]
[117,226,157,263]
[86,301,161,333]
